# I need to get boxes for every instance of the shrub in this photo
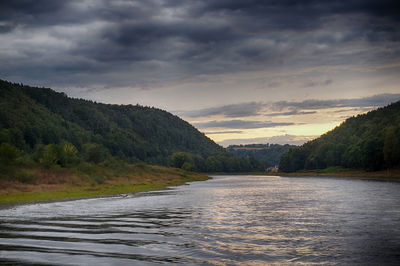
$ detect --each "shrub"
[92,175,105,185]
[16,171,36,184]
[62,142,79,166]
[0,143,19,166]
[83,143,109,164]
[182,162,195,172]
[40,144,63,168]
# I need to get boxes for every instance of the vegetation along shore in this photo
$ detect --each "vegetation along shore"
[269,167,400,181]
[0,160,208,206]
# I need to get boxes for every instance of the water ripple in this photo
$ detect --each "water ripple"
[1,176,400,265]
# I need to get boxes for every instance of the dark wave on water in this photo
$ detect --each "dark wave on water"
[1,176,400,265]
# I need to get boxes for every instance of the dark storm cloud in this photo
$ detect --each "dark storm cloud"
[194,120,294,129]
[0,0,91,29]
[106,21,236,47]
[0,0,65,32]
[202,0,400,21]
[0,0,399,89]
[182,94,400,118]
[272,93,400,111]
[183,102,264,118]
[0,0,69,20]
[266,110,317,116]
[303,79,333,88]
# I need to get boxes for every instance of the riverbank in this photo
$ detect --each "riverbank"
[268,167,400,180]
[0,163,209,206]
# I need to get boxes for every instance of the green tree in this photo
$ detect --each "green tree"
[182,161,195,171]
[360,137,384,171]
[83,143,109,164]
[170,152,195,169]
[0,129,11,144]
[62,142,79,166]
[383,126,400,169]
[205,156,221,172]
[0,143,19,166]
[40,144,63,168]
[342,145,362,169]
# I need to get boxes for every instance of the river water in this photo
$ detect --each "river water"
[0,175,400,265]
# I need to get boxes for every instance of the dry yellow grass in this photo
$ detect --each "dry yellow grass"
[0,163,209,205]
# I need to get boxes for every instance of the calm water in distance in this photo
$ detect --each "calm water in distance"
[1,175,400,265]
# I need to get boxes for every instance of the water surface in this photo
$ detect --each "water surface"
[1,175,400,265]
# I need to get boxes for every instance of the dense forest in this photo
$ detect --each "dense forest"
[279,101,400,172]
[0,79,264,173]
[227,143,295,168]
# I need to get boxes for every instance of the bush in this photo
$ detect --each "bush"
[92,175,105,185]
[40,144,63,168]
[0,143,19,166]
[16,171,36,184]
[182,162,195,172]
[77,161,96,175]
[100,157,126,169]
[170,152,191,168]
[62,142,79,166]
[16,154,35,167]
[83,143,109,164]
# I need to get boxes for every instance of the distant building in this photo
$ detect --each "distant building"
[266,165,279,172]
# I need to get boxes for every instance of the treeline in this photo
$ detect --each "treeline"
[279,101,400,172]
[227,143,296,167]
[0,140,110,169]
[170,152,264,173]
[0,79,263,173]
[0,138,264,174]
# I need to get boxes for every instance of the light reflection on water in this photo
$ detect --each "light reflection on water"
[0,175,400,265]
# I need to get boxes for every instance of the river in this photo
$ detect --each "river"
[0,175,400,265]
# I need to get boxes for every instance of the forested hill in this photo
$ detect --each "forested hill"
[227,143,295,168]
[0,79,262,172]
[279,101,400,172]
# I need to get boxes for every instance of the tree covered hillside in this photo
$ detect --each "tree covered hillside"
[0,79,263,172]
[279,101,400,172]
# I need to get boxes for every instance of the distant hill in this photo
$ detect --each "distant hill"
[0,79,263,172]
[279,101,400,172]
[227,143,296,167]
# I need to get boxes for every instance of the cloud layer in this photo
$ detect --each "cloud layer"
[1,0,400,90]
[194,120,294,129]
[181,94,400,119]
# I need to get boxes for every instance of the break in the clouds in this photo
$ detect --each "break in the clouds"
[1,0,400,146]
[218,134,318,147]
[204,131,243,135]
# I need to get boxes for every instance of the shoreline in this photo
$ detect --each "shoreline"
[0,164,210,207]
[210,170,400,182]
[0,177,209,210]
[3,168,399,208]
[264,170,400,181]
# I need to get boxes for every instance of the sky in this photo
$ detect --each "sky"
[1,0,400,146]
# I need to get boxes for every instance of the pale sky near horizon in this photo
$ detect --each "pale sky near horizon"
[1,0,400,146]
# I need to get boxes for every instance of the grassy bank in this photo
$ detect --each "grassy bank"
[268,166,400,180]
[0,162,209,205]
